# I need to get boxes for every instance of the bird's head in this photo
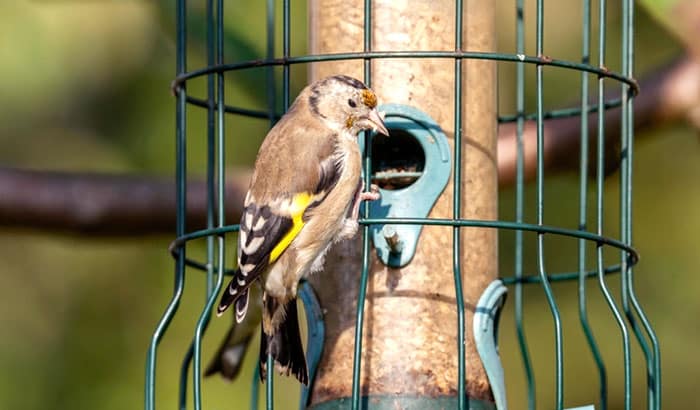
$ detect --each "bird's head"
[308,75,389,136]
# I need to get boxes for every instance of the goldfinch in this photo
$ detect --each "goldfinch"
[216,75,388,385]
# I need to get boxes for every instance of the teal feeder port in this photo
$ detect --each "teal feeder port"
[361,104,452,268]
[474,280,508,410]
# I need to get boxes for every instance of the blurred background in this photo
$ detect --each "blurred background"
[0,1,697,409]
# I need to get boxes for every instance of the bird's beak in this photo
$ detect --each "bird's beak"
[368,109,389,136]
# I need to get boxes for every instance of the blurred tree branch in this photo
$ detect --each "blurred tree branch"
[1,54,698,236]
[0,167,249,236]
[498,53,700,186]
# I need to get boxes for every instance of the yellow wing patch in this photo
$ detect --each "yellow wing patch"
[269,192,313,263]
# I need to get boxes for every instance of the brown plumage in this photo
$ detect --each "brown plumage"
[216,75,388,384]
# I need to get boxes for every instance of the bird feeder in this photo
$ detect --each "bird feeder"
[306,0,499,407]
[144,1,661,410]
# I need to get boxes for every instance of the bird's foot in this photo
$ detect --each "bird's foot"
[360,184,380,202]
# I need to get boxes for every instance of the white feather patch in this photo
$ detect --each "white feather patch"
[253,216,266,231]
[240,264,255,276]
[244,212,253,229]
[243,236,264,255]
[239,228,248,249]
[244,191,252,206]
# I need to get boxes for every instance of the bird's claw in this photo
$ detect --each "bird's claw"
[360,184,380,202]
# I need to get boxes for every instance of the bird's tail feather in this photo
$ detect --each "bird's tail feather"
[217,268,253,318]
[259,298,308,385]
[234,289,249,323]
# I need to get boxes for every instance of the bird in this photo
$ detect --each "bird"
[216,75,389,385]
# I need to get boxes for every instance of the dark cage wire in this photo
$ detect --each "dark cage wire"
[145,0,661,410]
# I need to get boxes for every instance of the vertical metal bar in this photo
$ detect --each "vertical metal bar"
[266,351,273,410]
[191,0,226,407]
[453,0,465,408]
[205,0,217,316]
[596,1,631,409]
[255,1,275,407]
[350,176,370,392]
[266,0,277,127]
[351,150,372,410]
[363,0,372,83]
[251,364,261,410]
[178,346,192,410]
[351,1,373,409]
[620,0,661,408]
[144,0,187,408]
[282,0,291,108]
[514,1,535,408]
[534,0,563,408]
[618,0,652,407]
[177,0,220,407]
[265,2,292,406]
[623,100,662,410]
[578,0,607,408]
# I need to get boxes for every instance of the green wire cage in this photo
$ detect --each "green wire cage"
[145,1,660,409]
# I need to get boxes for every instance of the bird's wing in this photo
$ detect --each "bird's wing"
[217,131,342,317]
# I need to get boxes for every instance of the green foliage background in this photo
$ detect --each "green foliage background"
[0,1,697,409]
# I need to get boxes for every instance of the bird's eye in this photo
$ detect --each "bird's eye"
[347,99,357,108]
